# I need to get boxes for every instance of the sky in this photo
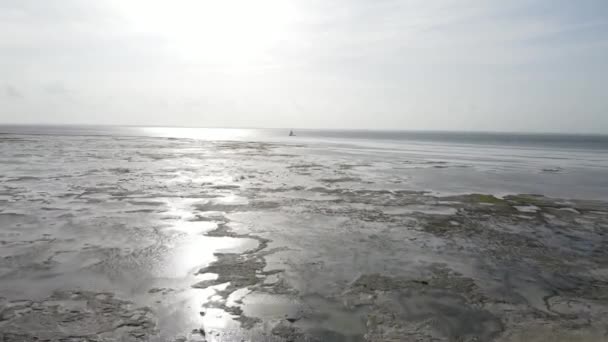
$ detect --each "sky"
[1,0,607,133]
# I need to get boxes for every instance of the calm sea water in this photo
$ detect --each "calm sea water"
[2,124,607,200]
[1,125,608,150]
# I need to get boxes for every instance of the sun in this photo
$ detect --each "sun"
[112,0,299,70]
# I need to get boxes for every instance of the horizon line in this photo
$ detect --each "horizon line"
[0,122,607,137]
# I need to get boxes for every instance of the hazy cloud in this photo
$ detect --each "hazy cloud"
[4,85,23,99]
[43,82,69,95]
[0,0,607,132]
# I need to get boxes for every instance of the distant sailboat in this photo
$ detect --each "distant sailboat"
[289,130,295,137]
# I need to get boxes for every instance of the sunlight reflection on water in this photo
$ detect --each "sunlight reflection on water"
[141,127,256,140]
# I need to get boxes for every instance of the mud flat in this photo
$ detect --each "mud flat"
[1,135,608,341]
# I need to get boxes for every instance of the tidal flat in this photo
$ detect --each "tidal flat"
[1,134,608,341]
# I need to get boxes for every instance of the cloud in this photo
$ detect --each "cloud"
[4,85,23,99]
[43,82,69,95]
[0,0,606,132]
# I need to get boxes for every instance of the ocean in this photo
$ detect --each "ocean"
[1,125,607,341]
[2,125,608,200]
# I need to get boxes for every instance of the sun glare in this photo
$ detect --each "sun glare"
[113,0,298,69]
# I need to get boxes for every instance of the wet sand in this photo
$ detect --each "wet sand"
[1,135,608,341]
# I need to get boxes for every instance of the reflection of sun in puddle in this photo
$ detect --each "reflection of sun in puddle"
[159,198,201,221]
[201,308,242,331]
[166,221,218,235]
[161,235,259,278]
[153,282,234,340]
[168,282,242,336]
[214,194,249,205]
[240,292,302,320]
